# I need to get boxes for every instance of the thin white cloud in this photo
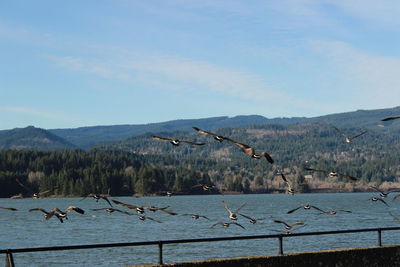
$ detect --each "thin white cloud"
[311,40,400,108]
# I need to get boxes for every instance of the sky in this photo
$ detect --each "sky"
[1,1,400,130]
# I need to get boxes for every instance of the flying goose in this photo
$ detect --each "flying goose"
[132,214,162,223]
[91,208,134,215]
[226,138,273,164]
[16,179,52,198]
[222,200,246,220]
[368,197,389,206]
[333,127,367,143]
[192,127,229,142]
[29,208,65,223]
[318,209,352,215]
[210,221,245,229]
[0,207,18,211]
[81,193,113,207]
[273,220,304,230]
[369,186,400,198]
[287,205,325,214]
[389,212,400,222]
[305,168,359,181]
[152,136,205,146]
[381,116,400,121]
[111,200,177,215]
[192,184,214,191]
[238,213,266,224]
[279,173,295,195]
[181,213,210,220]
[272,224,305,235]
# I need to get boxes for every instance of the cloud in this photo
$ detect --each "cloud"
[311,40,400,108]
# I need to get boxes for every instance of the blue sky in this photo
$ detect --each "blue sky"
[1,1,400,130]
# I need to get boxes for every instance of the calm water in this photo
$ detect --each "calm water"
[1,193,400,266]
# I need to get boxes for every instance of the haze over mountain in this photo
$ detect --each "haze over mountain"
[0,106,399,150]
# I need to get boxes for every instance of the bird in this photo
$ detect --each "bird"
[181,214,210,220]
[91,208,134,215]
[305,168,359,181]
[166,192,173,197]
[15,179,52,198]
[81,193,113,207]
[192,127,230,142]
[272,224,305,235]
[225,138,273,164]
[369,186,400,198]
[381,116,400,121]
[333,127,367,143]
[238,213,266,224]
[273,220,304,230]
[111,200,177,215]
[29,206,84,223]
[368,197,389,206]
[0,207,18,211]
[152,136,205,146]
[192,184,214,191]
[287,205,325,214]
[222,200,246,220]
[132,214,162,223]
[279,173,295,195]
[210,221,245,229]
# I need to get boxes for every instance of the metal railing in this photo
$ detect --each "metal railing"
[2,226,400,266]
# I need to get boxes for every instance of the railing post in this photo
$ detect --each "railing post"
[377,230,382,247]
[5,251,15,267]
[158,241,163,265]
[278,236,283,255]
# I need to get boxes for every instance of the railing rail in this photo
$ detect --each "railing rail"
[2,226,400,266]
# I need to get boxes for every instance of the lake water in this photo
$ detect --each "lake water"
[1,193,400,266]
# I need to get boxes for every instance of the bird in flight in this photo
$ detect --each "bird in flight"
[192,184,214,191]
[91,208,134,215]
[279,173,295,195]
[272,224,305,235]
[210,221,245,229]
[152,136,205,146]
[181,213,210,220]
[381,116,400,121]
[192,127,230,142]
[81,193,113,207]
[29,206,85,223]
[333,127,367,143]
[238,213,266,224]
[305,168,359,181]
[226,138,273,164]
[273,220,304,230]
[111,199,177,215]
[287,204,325,214]
[368,197,389,207]
[369,186,400,198]
[222,200,246,220]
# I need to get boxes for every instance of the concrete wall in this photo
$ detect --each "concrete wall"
[133,245,400,267]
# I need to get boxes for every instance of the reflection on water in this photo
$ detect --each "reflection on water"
[1,193,400,266]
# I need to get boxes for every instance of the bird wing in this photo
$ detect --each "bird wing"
[287,206,303,214]
[158,208,178,215]
[338,173,359,181]
[273,220,291,228]
[370,186,384,194]
[310,206,326,213]
[349,131,367,140]
[0,207,17,211]
[65,206,85,214]
[336,209,352,213]
[192,127,217,137]
[222,200,233,215]
[378,198,389,206]
[111,199,139,210]
[238,213,253,220]
[393,194,400,201]
[260,152,274,164]
[200,215,211,220]
[101,196,113,207]
[226,139,252,151]
[381,116,400,121]
[235,203,246,213]
[210,222,223,228]
[145,216,162,223]
[152,136,173,141]
[180,140,205,146]
[333,127,348,138]
[29,208,48,214]
[231,222,245,229]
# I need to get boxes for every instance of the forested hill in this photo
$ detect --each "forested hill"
[0,126,76,150]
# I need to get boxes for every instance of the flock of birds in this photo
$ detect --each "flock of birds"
[1,115,400,235]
